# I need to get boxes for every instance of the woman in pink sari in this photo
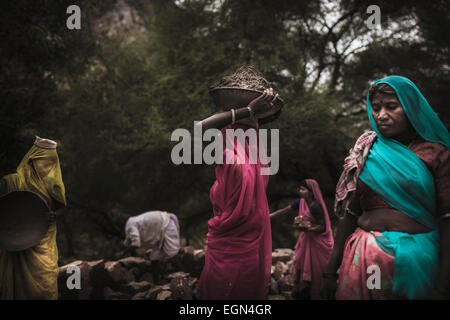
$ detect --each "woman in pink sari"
[196,85,280,299]
[270,179,334,299]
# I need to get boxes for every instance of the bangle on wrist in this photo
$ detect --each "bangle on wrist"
[246,106,254,118]
[323,272,339,279]
[231,108,236,124]
[439,213,450,221]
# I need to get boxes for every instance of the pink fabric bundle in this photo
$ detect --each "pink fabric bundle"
[293,179,334,299]
[197,124,272,300]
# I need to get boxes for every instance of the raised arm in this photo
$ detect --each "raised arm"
[197,88,278,132]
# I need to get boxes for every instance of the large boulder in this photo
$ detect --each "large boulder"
[94,261,135,292]
[273,261,289,281]
[272,249,294,264]
[175,247,204,278]
[117,256,151,280]
[269,277,279,295]
[145,284,170,300]
[139,272,154,283]
[118,256,151,271]
[102,286,130,300]
[156,290,172,300]
[277,274,294,292]
[58,259,105,300]
[168,272,192,300]
[271,251,294,297]
[120,281,153,296]
[131,291,148,300]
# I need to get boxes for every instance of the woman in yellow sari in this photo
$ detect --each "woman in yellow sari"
[0,136,66,299]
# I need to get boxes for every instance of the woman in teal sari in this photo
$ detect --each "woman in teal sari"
[321,76,450,299]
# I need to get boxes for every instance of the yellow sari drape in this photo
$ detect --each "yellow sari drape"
[0,145,66,300]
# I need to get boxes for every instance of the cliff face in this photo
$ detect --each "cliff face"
[58,247,295,300]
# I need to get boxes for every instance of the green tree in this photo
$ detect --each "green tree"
[3,0,448,259]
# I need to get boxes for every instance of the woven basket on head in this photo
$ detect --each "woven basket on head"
[209,66,284,124]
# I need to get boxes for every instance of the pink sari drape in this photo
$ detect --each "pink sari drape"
[336,228,395,300]
[293,179,334,299]
[197,124,272,300]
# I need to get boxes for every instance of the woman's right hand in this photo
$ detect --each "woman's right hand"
[247,88,278,117]
[293,223,309,231]
[320,278,338,300]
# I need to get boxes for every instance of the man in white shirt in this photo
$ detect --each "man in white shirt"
[122,211,181,283]
[123,210,181,261]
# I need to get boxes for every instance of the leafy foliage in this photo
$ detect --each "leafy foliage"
[1,0,448,260]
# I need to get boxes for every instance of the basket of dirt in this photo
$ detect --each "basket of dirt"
[209,66,284,122]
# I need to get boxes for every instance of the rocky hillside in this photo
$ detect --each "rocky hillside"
[58,247,295,300]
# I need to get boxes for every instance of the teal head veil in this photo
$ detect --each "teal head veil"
[367,75,450,147]
[359,75,450,299]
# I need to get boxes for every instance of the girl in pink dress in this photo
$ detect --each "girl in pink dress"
[270,179,334,299]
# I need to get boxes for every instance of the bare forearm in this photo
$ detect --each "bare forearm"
[325,214,357,273]
[199,107,252,132]
[270,206,291,219]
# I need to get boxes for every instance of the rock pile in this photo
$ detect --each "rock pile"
[58,247,295,300]
[268,249,295,300]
